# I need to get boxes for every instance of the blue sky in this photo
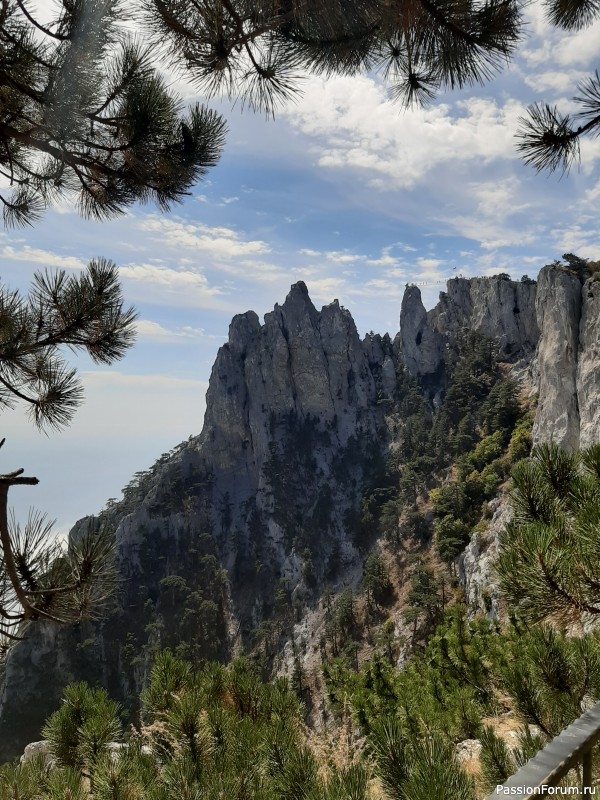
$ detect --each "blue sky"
[2,2,600,535]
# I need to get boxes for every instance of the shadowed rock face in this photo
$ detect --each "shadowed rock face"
[430,277,539,359]
[399,269,600,452]
[399,276,539,395]
[530,268,600,452]
[578,278,600,448]
[400,285,445,387]
[0,283,400,762]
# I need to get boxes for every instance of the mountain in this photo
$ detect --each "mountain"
[1,265,599,761]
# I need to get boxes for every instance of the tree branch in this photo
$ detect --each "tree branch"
[0,483,38,618]
[14,0,68,41]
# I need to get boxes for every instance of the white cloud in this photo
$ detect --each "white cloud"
[473,176,531,220]
[584,180,600,202]
[417,257,444,270]
[367,252,402,268]
[394,242,418,252]
[523,70,587,95]
[554,23,600,68]
[1,245,86,270]
[444,215,538,250]
[281,75,525,189]
[137,216,271,259]
[550,226,600,259]
[136,319,206,343]
[118,263,231,309]
[358,278,405,296]
[326,250,361,264]
[303,277,347,303]
[217,258,288,283]
[384,268,408,278]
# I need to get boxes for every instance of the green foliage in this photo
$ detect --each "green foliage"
[0,261,136,643]
[0,260,136,429]
[363,552,393,610]
[42,682,121,771]
[0,3,226,223]
[479,726,516,790]
[325,332,526,629]
[325,606,498,741]
[552,253,594,280]
[20,653,372,800]
[502,624,600,738]
[507,413,534,463]
[335,589,356,642]
[435,516,469,565]
[401,509,431,544]
[429,382,528,567]
[497,443,600,624]
[403,561,444,643]
[369,722,476,800]
[426,607,501,706]
[323,593,600,798]
[140,650,193,717]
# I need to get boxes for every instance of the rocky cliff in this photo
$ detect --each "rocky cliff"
[2,267,600,760]
[0,282,402,760]
[400,268,600,452]
[400,276,538,404]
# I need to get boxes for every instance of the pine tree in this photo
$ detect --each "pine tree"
[0,260,135,641]
[516,73,600,175]
[4,0,598,214]
[403,560,444,645]
[496,443,600,625]
[145,0,520,116]
[370,719,476,800]
[42,682,122,774]
[0,259,136,430]
[0,0,226,225]
[363,550,393,612]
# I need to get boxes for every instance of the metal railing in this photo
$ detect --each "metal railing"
[487,702,600,797]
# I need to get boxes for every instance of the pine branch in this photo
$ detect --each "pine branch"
[14,0,68,41]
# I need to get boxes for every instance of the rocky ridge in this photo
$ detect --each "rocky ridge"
[1,267,599,760]
[402,266,600,451]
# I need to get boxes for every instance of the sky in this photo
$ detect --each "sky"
[2,1,600,536]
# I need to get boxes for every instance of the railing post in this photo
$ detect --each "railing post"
[582,748,593,792]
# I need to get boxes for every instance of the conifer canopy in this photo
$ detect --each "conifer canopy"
[0,0,227,225]
[1,0,598,224]
[0,260,136,643]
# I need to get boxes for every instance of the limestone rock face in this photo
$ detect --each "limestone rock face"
[196,281,387,565]
[455,739,482,766]
[577,278,600,449]
[399,268,600,453]
[0,283,399,762]
[202,282,380,483]
[430,277,538,359]
[399,276,539,398]
[531,266,582,450]
[458,498,511,619]
[3,270,600,763]
[400,285,444,380]
[20,741,51,764]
